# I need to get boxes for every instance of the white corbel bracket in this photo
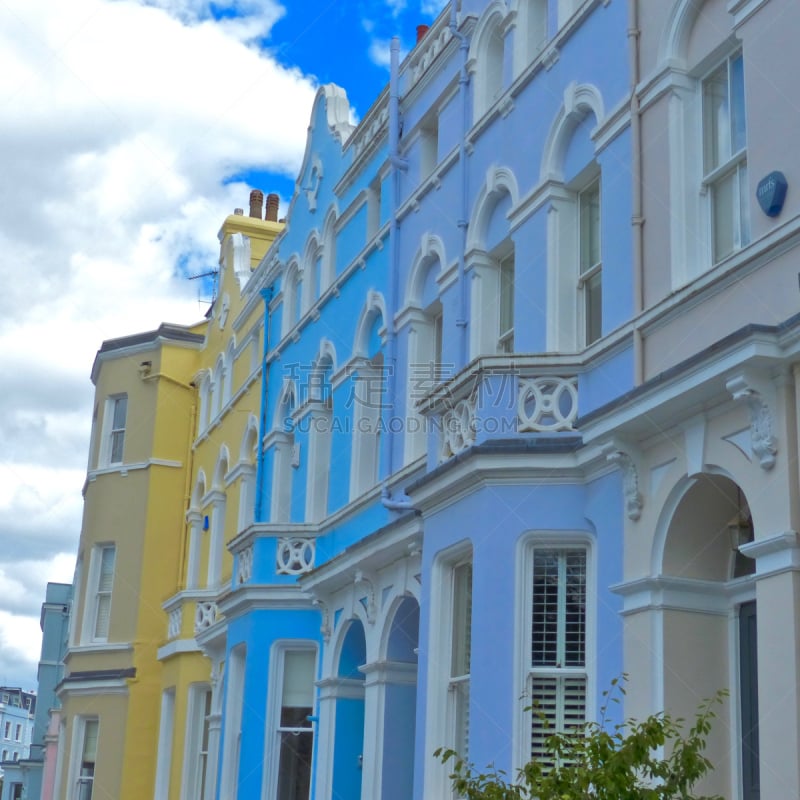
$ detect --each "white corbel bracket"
[353,570,377,625]
[726,371,778,470]
[603,442,643,521]
[311,598,331,643]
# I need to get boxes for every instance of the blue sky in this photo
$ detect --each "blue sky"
[0,0,446,689]
[243,0,447,201]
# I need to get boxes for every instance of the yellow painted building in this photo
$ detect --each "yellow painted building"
[56,192,282,800]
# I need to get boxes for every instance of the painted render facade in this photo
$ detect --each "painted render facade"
[47,0,800,799]
[208,1,800,799]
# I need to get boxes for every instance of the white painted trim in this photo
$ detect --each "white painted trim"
[157,639,203,660]
[58,680,129,696]
[87,458,183,482]
[740,530,800,578]
[67,642,132,655]
[153,688,176,800]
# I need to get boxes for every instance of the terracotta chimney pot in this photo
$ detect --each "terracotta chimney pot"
[249,189,264,219]
[265,193,280,222]
[416,24,429,43]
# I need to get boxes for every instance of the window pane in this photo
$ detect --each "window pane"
[703,63,730,173]
[112,397,127,429]
[563,551,587,667]
[730,54,746,154]
[499,254,514,351]
[712,169,736,261]
[580,182,600,274]
[584,271,602,346]
[276,730,313,800]
[94,595,111,639]
[97,548,115,592]
[532,550,586,667]
[451,562,472,679]
[282,650,315,712]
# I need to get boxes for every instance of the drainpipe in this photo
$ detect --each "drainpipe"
[629,0,644,384]
[381,36,416,512]
[451,0,471,368]
[255,286,274,521]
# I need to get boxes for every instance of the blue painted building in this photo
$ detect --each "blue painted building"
[210,0,800,798]
[217,1,631,798]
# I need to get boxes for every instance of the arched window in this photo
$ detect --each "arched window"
[320,207,338,292]
[207,448,229,588]
[404,236,447,463]
[470,2,508,119]
[660,1,750,286]
[302,234,322,313]
[237,415,259,533]
[350,293,386,500]
[270,382,297,523]
[512,0,548,76]
[223,339,236,407]
[306,343,335,522]
[187,471,206,589]
[282,261,303,337]
[541,83,605,350]
[467,167,519,357]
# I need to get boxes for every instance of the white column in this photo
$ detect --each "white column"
[740,531,800,800]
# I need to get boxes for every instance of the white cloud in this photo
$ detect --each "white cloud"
[0,0,319,687]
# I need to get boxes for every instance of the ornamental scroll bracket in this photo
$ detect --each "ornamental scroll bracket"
[603,442,643,521]
[726,371,778,470]
[353,569,377,625]
[311,598,331,643]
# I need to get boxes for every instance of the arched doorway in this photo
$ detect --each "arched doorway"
[331,620,366,799]
[660,473,758,800]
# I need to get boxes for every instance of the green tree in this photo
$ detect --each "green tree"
[436,678,727,800]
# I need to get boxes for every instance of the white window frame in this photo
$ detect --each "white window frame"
[81,545,116,644]
[577,177,602,346]
[349,353,384,501]
[424,542,473,799]
[515,534,595,773]
[701,50,749,264]
[219,645,246,800]
[263,641,318,800]
[14,724,20,742]
[99,394,127,467]
[154,688,175,800]
[498,251,515,353]
[180,684,212,800]
[68,716,98,800]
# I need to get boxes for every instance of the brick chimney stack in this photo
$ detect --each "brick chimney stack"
[265,193,280,222]
[249,189,264,219]
[416,24,429,43]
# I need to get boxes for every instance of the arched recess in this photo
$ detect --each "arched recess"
[223,337,236,406]
[186,471,206,589]
[306,343,335,522]
[539,83,605,351]
[468,0,509,119]
[377,596,420,800]
[281,259,303,337]
[404,235,446,463]
[467,166,519,358]
[330,620,367,800]
[509,0,548,77]
[302,232,322,312]
[237,415,259,533]
[270,381,297,523]
[350,293,386,500]
[321,205,339,291]
[659,0,710,66]
[207,447,230,587]
[654,471,757,800]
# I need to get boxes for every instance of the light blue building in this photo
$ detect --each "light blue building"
[0,584,70,800]
[216,1,630,798]
[210,1,800,799]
